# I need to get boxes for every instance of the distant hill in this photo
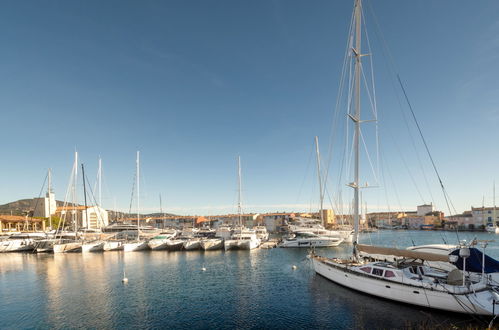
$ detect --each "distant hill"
[0,198,176,218]
[0,198,64,216]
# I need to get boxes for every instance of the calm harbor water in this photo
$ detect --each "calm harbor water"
[1,230,498,329]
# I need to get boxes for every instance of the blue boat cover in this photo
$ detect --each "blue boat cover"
[449,248,499,273]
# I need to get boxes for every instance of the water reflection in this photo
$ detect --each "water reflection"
[0,231,496,329]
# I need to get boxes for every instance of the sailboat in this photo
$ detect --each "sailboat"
[123,151,149,252]
[283,137,348,247]
[224,156,261,251]
[81,161,105,253]
[54,152,83,253]
[311,0,499,316]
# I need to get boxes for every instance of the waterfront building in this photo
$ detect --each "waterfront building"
[445,211,478,230]
[33,191,57,218]
[471,206,499,228]
[417,204,434,216]
[56,205,109,230]
[0,215,45,232]
[260,213,292,232]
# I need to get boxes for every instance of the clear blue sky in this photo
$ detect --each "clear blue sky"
[1,0,499,215]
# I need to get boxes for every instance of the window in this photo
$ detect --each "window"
[360,267,372,273]
[372,268,383,276]
[384,270,395,278]
[488,217,492,222]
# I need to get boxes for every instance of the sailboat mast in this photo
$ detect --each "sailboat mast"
[314,136,324,227]
[74,151,78,235]
[352,0,362,247]
[82,164,90,230]
[98,157,102,207]
[237,156,242,227]
[48,168,52,230]
[137,151,140,236]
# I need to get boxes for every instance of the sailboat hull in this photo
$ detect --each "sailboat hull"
[103,240,124,251]
[280,237,343,248]
[200,239,223,251]
[53,242,82,253]
[123,241,149,252]
[82,241,105,253]
[311,257,499,316]
[183,239,201,251]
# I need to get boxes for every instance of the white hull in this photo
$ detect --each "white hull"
[224,239,238,251]
[183,239,201,251]
[311,257,499,316]
[53,242,82,253]
[148,239,170,250]
[486,226,499,234]
[123,241,149,252]
[0,239,35,252]
[200,238,223,251]
[280,237,343,248]
[103,240,124,251]
[225,238,260,250]
[82,241,105,253]
[166,239,185,251]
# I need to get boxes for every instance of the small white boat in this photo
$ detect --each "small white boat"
[183,238,202,251]
[82,241,105,253]
[0,238,36,252]
[53,241,82,253]
[123,241,149,252]
[166,239,185,251]
[280,232,343,248]
[254,226,269,241]
[35,239,57,253]
[103,240,124,251]
[200,238,224,251]
[224,229,260,251]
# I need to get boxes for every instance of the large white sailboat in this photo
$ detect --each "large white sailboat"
[54,152,83,253]
[311,0,499,316]
[123,151,149,252]
[224,156,260,251]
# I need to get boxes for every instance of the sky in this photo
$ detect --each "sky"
[1,0,499,216]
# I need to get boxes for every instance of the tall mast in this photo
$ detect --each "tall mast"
[136,151,140,236]
[160,194,165,229]
[48,168,52,230]
[73,151,78,235]
[237,156,242,227]
[315,136,324,227]
[82,164,90,230]
[98,157,102,207]
[352,0,362,249]
[494,181,496,225]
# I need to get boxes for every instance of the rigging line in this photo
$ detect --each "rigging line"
[359,128,379,184]
[295,140,316,206]
[365,0,436,206]
[128,171,136,216]
[30,171,48,224]
[397,75,457,219]
[385,126,426,204]
[324,7,355,187]
[83,175,105,226]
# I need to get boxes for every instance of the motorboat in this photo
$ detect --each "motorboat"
[280,232,343,248]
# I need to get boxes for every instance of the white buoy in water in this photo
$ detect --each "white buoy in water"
[201,267,207,272]
[122,270,129,283]
[292,265,297,270]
